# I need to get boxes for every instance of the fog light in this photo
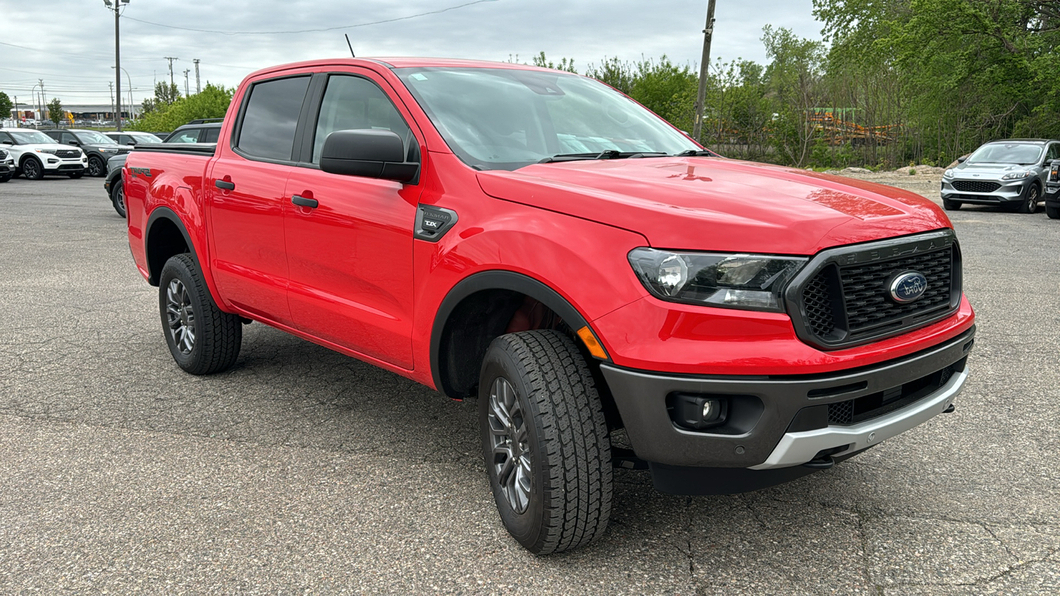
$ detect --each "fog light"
[668,392,729,430]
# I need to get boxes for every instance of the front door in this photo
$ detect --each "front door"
[283,72,422,369]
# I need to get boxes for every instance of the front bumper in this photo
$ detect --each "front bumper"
[940,177,1030,205]
[601,326,974,490]
[1045,184,1059,208]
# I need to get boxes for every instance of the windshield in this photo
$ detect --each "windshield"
[132,133,163,143]
[967,143,1044,165]
[395,67,700,170]
[75,130,116,145]
[9,130,57,145]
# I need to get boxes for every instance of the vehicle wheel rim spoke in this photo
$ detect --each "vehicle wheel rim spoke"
[487,377,531,514]
[165,279,195,355]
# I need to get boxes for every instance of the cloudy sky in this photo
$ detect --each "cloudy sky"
[1,0,823,110]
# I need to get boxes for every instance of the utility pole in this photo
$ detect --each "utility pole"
[184,69,191,97]
[109,81,115,121]
[692,0,717,144]
[164,57,179,93]
[12,96,17,126]
[103,0,128,131]
[193,59,201,94]
[39,79,47,122]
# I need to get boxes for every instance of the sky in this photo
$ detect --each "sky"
[0,0,824,111]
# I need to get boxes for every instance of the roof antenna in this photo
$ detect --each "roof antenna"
[344,34,355,58]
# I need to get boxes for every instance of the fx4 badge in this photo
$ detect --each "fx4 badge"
[129,167,153,178]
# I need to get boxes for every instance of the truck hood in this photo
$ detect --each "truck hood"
[476,157,951,255]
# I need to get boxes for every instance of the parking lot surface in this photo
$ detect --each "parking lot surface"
[1,175,1058,594]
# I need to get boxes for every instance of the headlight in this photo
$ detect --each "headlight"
[628,248,807,312]
[943,169,954,179]
[1001,170,1033,180]
[35,148,57,154]
[100,147,116,153]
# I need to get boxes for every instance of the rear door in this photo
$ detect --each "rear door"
[205,74,312,325]
[282,70,423,369]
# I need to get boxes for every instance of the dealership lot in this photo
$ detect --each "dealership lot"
[0,176,1057,594]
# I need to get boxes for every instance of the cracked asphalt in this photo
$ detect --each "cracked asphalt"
[1,175,1057,594]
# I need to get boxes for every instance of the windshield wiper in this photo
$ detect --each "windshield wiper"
[538,150,668,163]
[674,149,716,157]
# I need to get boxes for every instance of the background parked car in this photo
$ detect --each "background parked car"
[0,148,14,182]
[941,138,1060,213]
[1045,159,1060,219]
[43,129,131,177]
[162,119,222,143]
[104,123,217,217]
[0,128,86,180]
[105,131,164,146]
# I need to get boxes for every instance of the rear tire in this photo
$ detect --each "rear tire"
[942,197,960,211]
[479,330,612,555]
[110,179,126,218]
[158,253,242,375]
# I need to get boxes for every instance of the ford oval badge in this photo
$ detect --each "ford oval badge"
[889,271,928,303]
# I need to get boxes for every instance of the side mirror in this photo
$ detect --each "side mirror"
[319,129,418,183]
[956,155,967,163]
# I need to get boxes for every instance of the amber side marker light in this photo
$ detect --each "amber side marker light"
[576,326,609,360]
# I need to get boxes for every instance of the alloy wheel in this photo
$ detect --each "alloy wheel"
[165,278,196,355]
[487,377,532,514]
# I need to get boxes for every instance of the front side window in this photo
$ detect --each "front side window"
[169,129,201,143]
[311,75,413,164]
[236,75,310,161]
[395,67,699,171]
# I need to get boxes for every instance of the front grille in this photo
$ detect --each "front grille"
[789,231,961,350]
[952,180,1001,193]
[55,150,81,159]
[840,248,952,338]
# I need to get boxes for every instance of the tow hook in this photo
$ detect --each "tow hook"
[802,456,835,470]
[943,404,956,414]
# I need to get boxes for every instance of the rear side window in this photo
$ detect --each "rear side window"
[237,76,310,161]
[202,127,220,143]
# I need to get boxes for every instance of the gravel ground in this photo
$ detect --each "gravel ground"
[0,174,1057,594]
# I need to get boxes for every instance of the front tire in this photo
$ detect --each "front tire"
[21,157,43,180]
[479,330,612,555]
[0,175,9,183]
[110,179,126,218]
[87,156,105,177]
[158,253,242,375]
[1047,204,1060,219]
[1018,183,1040,214]
[942,197,961,211]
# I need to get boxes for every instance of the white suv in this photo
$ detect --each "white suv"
[0,128,87,180]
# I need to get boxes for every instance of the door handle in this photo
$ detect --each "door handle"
[215,179,235,191]
[292,194,318,208]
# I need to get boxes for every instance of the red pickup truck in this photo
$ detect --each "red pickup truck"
[125,58,975,554]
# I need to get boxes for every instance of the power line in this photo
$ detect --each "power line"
[121,0,499,36]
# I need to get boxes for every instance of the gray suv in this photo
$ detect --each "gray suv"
[941,139,1060,213]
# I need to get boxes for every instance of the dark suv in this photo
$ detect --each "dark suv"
[163,119,222,143]
[105,131,164,146]
[43,129,131,177]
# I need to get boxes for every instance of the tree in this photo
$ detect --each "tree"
[0,92,12,121]
[47,98,65,127]
[154,82,181,106]
[131,83,233,132]
[762,26,827,167]
[531,51,577,73]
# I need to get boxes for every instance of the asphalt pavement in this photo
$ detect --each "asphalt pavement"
[0,175,1057,594]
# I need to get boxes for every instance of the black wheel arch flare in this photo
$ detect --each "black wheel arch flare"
[430,271,592,399]
[144,207,198,286]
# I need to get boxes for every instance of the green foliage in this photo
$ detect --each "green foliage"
[530,52,577,73]
[47,98,64,126]
[0,92,12,119]
[585,57,635,94]
[129,83,233,133]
